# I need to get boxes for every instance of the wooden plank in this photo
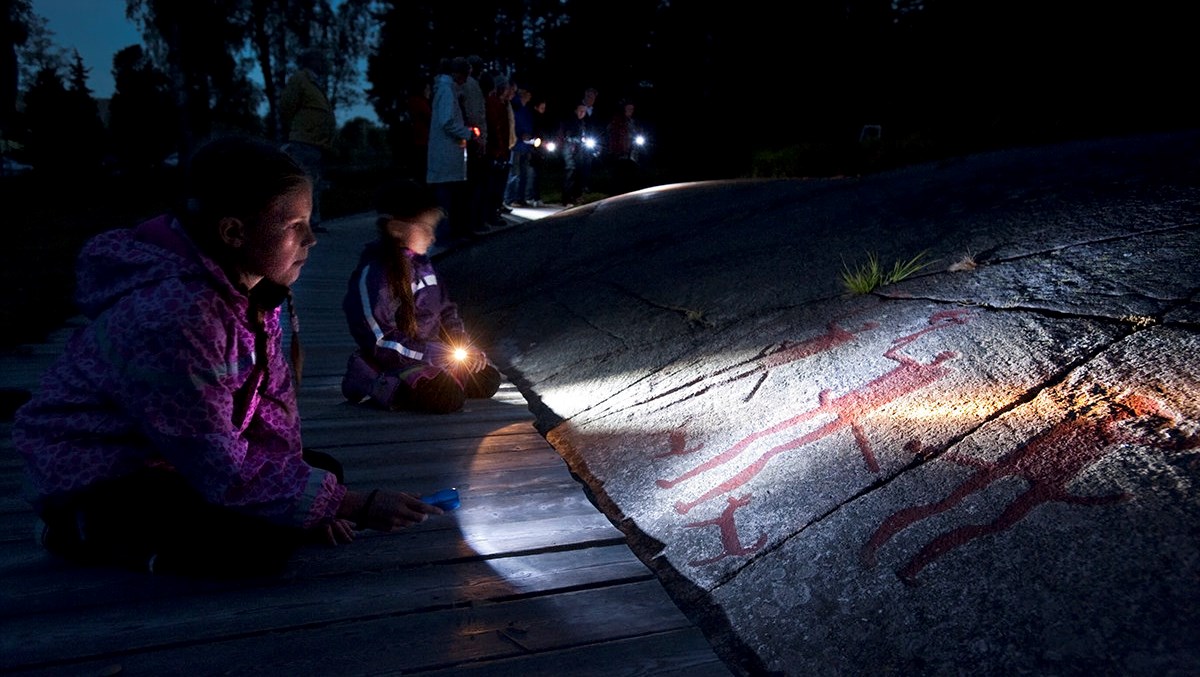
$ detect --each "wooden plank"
[0,488,626,564]
[413,629,736,677]
[2,545,656,669]
[0,208,735,677]
[0,451,601,542]
[4,580,701,676]
[7,631,736,677]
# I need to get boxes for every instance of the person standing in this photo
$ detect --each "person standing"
[606,99,644,195]
[280,50,336,233]
[426,57,475,246]
[461,56,489,237]
[582,87,599,121]
[404,79,432,182]
[505,87,536,207]
[527,97,550,207]
[482,75,516,230]
[560,103,597,208]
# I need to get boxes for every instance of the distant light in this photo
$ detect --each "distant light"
[635,134,646,146]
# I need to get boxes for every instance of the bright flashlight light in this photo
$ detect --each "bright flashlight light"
[532,137,542,148]
[583,137,596,150]
[453,347,468,362]
[545,141,557,152]
[635,134,646,146]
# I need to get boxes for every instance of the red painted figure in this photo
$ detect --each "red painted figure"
[862,394,1198,584]
[658,310,971,516]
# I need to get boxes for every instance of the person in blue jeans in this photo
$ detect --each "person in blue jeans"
[505,88,536,207]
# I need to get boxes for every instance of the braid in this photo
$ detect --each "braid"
[287,290,304,385]
[373,178,439,339]
[389,246,419,338]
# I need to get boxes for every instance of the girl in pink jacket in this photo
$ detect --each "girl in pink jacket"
[13,137,443,576]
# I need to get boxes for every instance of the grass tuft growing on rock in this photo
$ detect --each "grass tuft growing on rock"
[841,250,933,294]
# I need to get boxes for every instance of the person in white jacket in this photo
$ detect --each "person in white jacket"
[425,57,475,246]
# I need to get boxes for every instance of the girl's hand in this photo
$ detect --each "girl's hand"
[434,342,487,373]
[463,350,488,373]
[346,489,444,532]
[429,341,462,370]
[308,518,357,546]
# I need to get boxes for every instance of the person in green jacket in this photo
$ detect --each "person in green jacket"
[280,50,336,232]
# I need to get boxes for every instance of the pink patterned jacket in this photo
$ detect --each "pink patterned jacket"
[13,215,344,528]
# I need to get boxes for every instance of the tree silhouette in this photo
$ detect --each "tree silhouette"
[1,0,33,137]
[63,50,106,169]
[109,44,178,172]
[126,0,257,160]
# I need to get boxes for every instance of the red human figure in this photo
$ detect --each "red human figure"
[757,320,880,370]
[861,394,1197,585]
[658,311,971,515]
[642,318,883,412]
[652,319,886,459]
[683,494,768,566]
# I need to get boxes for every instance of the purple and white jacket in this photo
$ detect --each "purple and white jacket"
[343,241,466,372]
[13,215,344,529]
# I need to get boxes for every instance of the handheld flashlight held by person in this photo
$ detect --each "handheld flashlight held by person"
[453,346,468,362]
[423,487,460,511]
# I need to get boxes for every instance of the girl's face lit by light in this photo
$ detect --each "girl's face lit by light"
[389,210,439,255]
[236,186,315,289]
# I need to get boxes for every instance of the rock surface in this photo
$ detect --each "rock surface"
[437,130,1200,675]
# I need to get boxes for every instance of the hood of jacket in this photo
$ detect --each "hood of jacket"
[74,214,244,320]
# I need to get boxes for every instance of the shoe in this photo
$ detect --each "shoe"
[528,200,543,207]
[342,352,377,403]
[512,200,529,208]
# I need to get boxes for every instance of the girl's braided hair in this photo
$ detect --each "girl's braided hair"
[374,179,443,338]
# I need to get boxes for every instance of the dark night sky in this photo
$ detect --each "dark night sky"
[29,0,380,125]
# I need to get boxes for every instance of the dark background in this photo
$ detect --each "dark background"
[1,0,1195,348]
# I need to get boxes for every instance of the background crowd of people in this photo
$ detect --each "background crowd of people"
[400,56,649,247]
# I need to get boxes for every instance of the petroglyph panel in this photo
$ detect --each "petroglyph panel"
[547,302,1124,590]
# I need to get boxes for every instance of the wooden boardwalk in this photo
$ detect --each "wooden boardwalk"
[0,212,734,676]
